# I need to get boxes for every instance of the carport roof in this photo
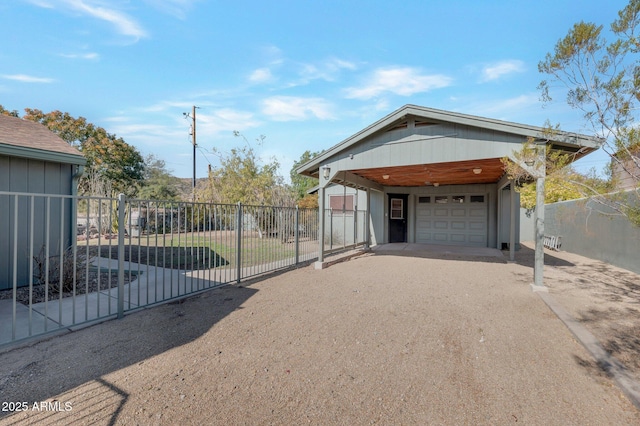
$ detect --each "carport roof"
[0,114,86,165]
[297,104,602,185]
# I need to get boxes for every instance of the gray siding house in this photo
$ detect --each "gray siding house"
[297,105,600,264]
[0,114,85,290]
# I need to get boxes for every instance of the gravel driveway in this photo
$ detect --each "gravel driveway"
[1,247,639,425]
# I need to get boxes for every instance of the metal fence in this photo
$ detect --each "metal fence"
[324,208,368,251]
[0,191,319,347]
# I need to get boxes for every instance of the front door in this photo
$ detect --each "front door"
[388,194,408,243]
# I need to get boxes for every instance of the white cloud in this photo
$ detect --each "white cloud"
[301,58,356,80]
[29,0,148,40]
[249,68,273,83]
[262,96,334,121]
[59,52,99,60]
[466,94,539,117]
[142,0,199,20]
[1,74,54,83]
[480,60,525,82]
[345,67,453,99]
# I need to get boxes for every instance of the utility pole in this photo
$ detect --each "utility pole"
[191,105,196,203]
[184,106,199,202]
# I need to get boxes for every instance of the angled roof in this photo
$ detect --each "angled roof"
[297,104,602,177]
[0,114,85,165]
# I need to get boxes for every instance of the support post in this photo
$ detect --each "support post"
[533,145,546,289]
[294,206,300,265]
[509,182,516,262]
[236,202,242,283]
[364,188,371,250]
[317,187,325,264]
[117,193,125,318]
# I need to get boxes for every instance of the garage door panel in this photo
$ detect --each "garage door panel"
[469,221,485,231]
[433,233,448,242]
[434,220,448,229]
[450,234,466,243]
[416,194,487,247]
[417,220,432,229]
[469,208,485,217]
[417,232,432,241]
[451,221,466,230]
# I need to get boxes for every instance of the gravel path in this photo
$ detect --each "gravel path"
[1,249,639,425]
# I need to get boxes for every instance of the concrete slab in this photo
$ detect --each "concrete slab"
[371,243,504,258]
[0,299,61,344]
[30,291,119,327]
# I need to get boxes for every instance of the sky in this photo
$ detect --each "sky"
[0,0,631,182]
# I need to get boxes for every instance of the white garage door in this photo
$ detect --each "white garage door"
[415,194,488,246]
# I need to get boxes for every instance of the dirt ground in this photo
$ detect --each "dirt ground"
[1,245,639,425]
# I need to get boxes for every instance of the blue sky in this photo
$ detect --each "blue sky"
[0,0,628,181]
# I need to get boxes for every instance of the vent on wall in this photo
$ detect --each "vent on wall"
[414,119,438,127]
[386,121,408,132]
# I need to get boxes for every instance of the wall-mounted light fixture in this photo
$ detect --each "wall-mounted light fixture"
[433,183,440,187]
[473,168,482,175]
[382,174,390,180]
[322,165,331,180]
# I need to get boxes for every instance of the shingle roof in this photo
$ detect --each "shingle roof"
[0,114,84,158]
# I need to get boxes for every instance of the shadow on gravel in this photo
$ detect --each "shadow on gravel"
[576,308,640,379]
[510,245,576,268]
[0,284,257,421]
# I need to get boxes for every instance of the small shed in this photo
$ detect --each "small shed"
[0,114,86,290]
[297,105,601,265]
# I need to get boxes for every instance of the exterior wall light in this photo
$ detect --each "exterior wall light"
[433,183,439,187]
[382,174,390,180]
[322,165,331,180]
[473,168,482,175]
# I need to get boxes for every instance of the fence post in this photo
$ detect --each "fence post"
[117,193,125,319]
[236,202,242,284]
[295,206,300,265]
[329,209,333,250]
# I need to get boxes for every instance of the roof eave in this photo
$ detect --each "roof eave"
[296,104,603,175]
[0,143,87,166]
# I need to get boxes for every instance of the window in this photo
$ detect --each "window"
[470,195,485,203]
[435,196,448,204]
[452,195,465,204]
[418,196,431,203]
[329,195,355,215]
[390,198,404,219]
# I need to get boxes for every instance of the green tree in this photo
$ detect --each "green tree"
[137,154,180,200]
[538,0,640,225]
[21,108,144,196]
[290,150,320,199]
[503,137,612,209]
[201,133,286,206]
[290,150,320,208]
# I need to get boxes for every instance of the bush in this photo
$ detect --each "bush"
[33,246,84,294]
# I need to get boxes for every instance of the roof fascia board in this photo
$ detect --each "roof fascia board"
[0,143,86,165]
[297,104,601,174]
